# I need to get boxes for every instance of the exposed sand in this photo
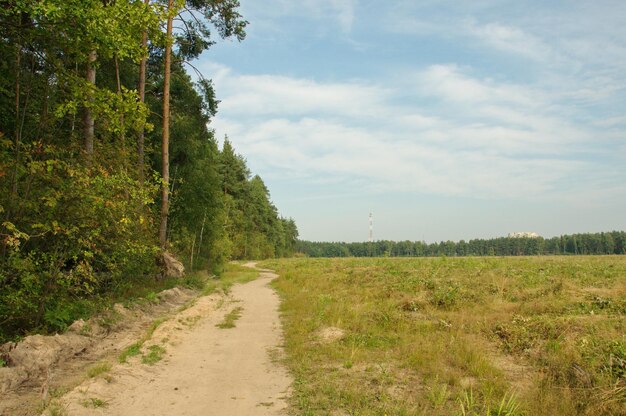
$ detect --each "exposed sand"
[50,266,292,415]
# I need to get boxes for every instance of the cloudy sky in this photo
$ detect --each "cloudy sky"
[197,0,626,243]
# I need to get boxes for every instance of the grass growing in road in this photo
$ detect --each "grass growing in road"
[217,307,244,329]
[262,256,625,416]
[202,262,260,296]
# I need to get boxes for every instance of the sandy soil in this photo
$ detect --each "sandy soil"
[0,288,197,416]
[50,265,292,415]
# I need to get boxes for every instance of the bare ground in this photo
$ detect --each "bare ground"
[56,265,291,415]
[1,265,292,416]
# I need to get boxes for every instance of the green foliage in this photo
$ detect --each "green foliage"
[0,141,159,339]
[0,0,293,344]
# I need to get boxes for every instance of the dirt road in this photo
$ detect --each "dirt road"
[54,265,292,415]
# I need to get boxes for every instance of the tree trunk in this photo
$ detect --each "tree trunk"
[159,0,174,248]
[114,55,125,144]
[83,49,97,154]
[137,0,149,185]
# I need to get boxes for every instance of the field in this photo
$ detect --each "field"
[261,256,625,416]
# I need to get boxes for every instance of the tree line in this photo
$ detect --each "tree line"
[0,1,297,341]
[297,231,626,258]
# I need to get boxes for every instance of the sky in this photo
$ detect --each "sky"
[195,0,626,243]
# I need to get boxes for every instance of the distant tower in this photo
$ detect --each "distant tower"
[368,212,373,257]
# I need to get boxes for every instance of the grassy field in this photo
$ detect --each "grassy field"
[260,256,625,416]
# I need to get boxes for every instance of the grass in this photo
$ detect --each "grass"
[216,306,244,329]
[86,361,112,378]
[201,262,260,296]
[262,256,625,416]
[118,341,142,363]
[81,397,108,408]
[141,344,166,365]
[44,402,68,416]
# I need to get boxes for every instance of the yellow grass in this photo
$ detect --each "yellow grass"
[262,256,625,415]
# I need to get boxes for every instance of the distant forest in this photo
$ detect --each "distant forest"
[297,231,626,257]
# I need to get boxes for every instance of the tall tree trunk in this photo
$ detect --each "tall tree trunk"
[83,49,97,154]
[137,0,149,185]
[114,55,127,172]
[9,43,21,208]
[159,0,173,248]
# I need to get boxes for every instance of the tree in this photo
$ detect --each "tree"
[159,0,175,247]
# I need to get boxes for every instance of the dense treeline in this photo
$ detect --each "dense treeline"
[0,1,297,341]
[297,231,626,257]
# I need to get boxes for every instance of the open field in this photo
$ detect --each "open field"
[261,256,625,416]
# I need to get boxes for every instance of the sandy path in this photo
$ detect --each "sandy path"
[55,266,291,415]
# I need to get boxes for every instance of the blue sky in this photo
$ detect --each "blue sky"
[196,0,626,243]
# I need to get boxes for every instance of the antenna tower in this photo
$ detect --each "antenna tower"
[368,212,373,257]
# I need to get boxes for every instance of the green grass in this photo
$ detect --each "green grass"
[216,306,244,329]
[118,341,142,363]
[81,397,108,408]
[262,256,626,416]
[141,345,166,365]
[44,402,68,416]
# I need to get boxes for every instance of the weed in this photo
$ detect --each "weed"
[142,345,166,365]
[48,386,70,399]
[428,382,450,408]
[0,357,6,367]
[458,388,477,416]
[183,272,208,290]
[216,307,243,329]
[145,291,158,303]
[81,397,108,408]
[97,310,122,331]
[118,342,142,363]
[45,401,68,416]
[489,392,523,416]
[78,322,92,336]
[86,361,111,378]
[146,317,166,338]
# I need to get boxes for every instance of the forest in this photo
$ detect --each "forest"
[0,1,297,341]
[297,231,626,258]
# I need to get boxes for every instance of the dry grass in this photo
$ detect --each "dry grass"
[262,256,625,416]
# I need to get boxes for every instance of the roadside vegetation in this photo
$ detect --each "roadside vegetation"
[0,1,297,344]
[263,256,625,415]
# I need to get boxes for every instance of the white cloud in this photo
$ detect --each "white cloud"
[466,22,554,62]
[204,63,620,201]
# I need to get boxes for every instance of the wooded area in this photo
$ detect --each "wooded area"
[298,231,626,257]
[0,0,297,341]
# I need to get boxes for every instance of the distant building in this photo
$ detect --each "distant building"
[508,232,540,238]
